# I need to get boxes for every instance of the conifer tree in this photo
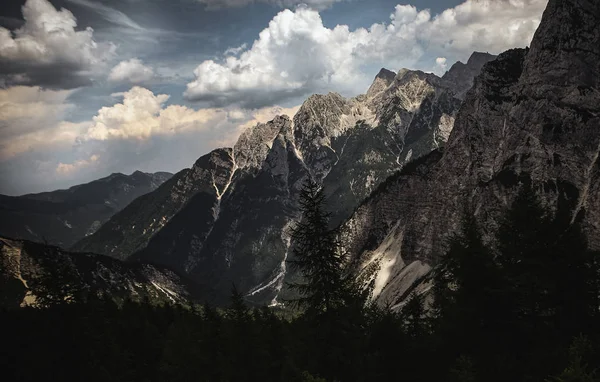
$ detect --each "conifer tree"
[287,177,346,314]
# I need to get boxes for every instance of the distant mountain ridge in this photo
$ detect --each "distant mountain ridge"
[75,52,495,305]
[0,171,172,248]
[0,236,197,309]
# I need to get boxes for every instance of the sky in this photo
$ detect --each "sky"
[0,0,548,195]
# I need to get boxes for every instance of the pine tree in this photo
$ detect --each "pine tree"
[228,283,250,321]
[287,177,346,314]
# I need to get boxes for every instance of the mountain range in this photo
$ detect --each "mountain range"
[72,50,496,305]
[2,0,598,311]
[0,171,172,248]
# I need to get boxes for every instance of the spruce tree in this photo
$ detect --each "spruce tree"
[287,177,346,314]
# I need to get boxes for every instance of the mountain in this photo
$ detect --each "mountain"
[0,236,198,309]
[76,52,493,305]
[73,118,287,260]
[442,51,498,99]
[0,171,172,248]
[340,0,600,309]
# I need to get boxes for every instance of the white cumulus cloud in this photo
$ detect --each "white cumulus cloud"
[108,58,156,84]
[85,86,227,141]
[0,0,115,89]
[185,0,547,108]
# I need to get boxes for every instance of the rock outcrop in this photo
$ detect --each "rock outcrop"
[341,0,600,309]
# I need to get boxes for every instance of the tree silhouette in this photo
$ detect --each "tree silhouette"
[287,177,346,314]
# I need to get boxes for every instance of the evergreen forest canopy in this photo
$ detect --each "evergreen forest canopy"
[2,179,600,382]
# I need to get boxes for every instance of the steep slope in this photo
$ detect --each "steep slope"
[0,237,198,310]
[341,0,600,309]
[0,171,171,248]
[74,118,288,260]
[73,149,237,259]
[79,52,490,305]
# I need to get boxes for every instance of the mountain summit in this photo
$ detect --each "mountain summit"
[76,54,491,304]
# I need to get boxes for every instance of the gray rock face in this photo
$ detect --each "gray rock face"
[0,171,172,249]
[341,0,600,309]
[366,68,396,99]
[78,49,491,305]
[442,52,497,99]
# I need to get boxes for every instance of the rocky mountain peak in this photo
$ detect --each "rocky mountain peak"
[375,67,396,81]
[366,68,396,99]
[442,51,497,99]
[374,69,445,122]
[466,51,496,66]
[234,115,291,171]
[520,0,600,103]
[292,92,353,178]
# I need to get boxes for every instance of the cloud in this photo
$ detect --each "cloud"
[108,58,155,84]
[66,0,209,43]
[0,83,301,194]
[0,86,88,160]
[0,0,115,89]
[435,57,447,71]
[224,43,248,56]
[65,0,144,31]
[84,86,227,141]
[185,0,546,108]
[56,154,100,175]
[198,0,345,11]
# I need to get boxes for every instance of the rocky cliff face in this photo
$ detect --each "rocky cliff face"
[341,0,600,309]
[0,171,172,249]
[0,237,197,309]
[78,51,492,305]
[73,149,238,259]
